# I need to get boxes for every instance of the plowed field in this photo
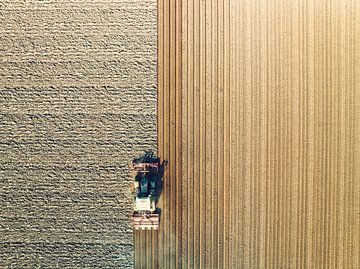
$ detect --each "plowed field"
[134,0,360,268]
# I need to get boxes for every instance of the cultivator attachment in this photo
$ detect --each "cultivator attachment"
[131,213,160,230]
[133,162,159,173]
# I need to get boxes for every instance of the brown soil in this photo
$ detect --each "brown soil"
[0,1,157,268]
[135,1,360,268]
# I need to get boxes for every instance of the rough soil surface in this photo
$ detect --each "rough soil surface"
[0,1,157,268]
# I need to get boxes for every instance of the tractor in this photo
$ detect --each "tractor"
[131,152,160,230]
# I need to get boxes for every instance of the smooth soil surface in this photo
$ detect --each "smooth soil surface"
[135,1,360,268]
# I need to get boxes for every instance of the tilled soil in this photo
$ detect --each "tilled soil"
[0,1,157,268]
[135,0,360,268]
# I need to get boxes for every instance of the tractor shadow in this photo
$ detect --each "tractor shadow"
[155,159,168,204]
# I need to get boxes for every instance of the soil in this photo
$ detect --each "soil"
[134,1,360,268]
[0,1,157,268]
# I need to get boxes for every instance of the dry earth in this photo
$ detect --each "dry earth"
[135,0,360,268]
[0,1,157,268]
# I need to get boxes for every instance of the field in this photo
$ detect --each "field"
[0,1,156,268]
[134,0,360,268]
